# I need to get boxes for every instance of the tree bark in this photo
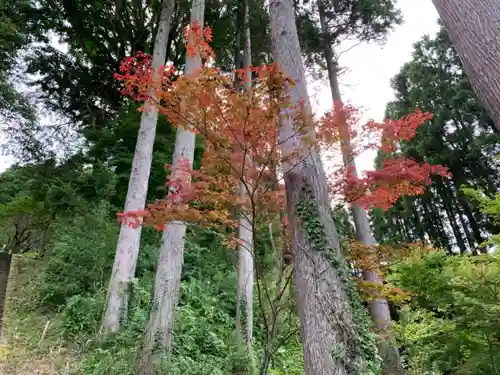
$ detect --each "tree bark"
[269,1,362,373]
[235,0,255,356]
[0,252,12,341]
[317,3,403,373]
[101,0,175,337]
[432,0,500,132]
[234,0,244,338]
[139,0,205,372]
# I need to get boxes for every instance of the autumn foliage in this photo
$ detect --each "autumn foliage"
[113,22,450,255]
[321,103,451,210]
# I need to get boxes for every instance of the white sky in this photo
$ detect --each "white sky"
[310,0,440,173]
[0,0,440,174]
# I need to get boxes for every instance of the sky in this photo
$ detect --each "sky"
[309,0,440,173]
[0,0,440,174]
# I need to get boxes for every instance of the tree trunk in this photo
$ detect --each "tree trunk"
[0,252,12,341]
[453,184,485,251]
[411,202,427,241]
[422,197,451,253]
[269,1,364,373]
[439,187,467,254]
[235,0,255,356]
[139,0,205,372]
[101,0,175,337]
[317,3,402,373]
[432,0,500,132]
[234,0,243,338]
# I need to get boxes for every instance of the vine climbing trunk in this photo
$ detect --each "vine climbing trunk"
[432,0,500,133]
[235,0,255,359]
[317,3,403,373]
[0,252,12,341]
[100,0,175,337]
[269,0,372,374]
[139,0,205,373]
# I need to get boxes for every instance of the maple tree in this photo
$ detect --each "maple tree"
[320,102,451,211]
[113,21,450,296]
[113,21,450,250]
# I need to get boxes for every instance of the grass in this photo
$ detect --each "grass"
[0,254,78,375]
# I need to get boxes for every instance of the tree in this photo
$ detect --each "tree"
[23,0,271,131]
[267,0,454,372]
[268,1,378,373]
[234,0,255,363]
[432,0,500,133]
[139,1,206,371]
[463,185,500,250]
[100,0,175,336]
[0,0,41,162]
[314,0,403,371]
[295,0,401,79]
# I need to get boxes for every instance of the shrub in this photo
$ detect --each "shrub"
[35,203,118,311]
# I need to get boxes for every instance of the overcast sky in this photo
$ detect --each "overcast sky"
[310,0,440,173]
[0,0,440,174]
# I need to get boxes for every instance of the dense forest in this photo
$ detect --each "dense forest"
[0,1,499,375]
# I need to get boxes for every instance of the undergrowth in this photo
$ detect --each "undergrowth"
[1,203,304,375]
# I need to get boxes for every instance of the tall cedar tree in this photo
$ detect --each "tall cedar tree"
[100,0,175,336]
[315,0,403,371]
[234,0,256,361]
[432,0,500,133]
[269,0,379,373]
[139,1,206,371]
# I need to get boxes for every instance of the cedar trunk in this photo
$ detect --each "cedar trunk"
[432,0,500,133]
[101,0,175,336]
[269,1,360,373]
[235,0,255,356]
[139,0,205,372]
[318,3,402,373]
[0,252,12,341]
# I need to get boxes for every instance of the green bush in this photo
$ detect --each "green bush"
[390,251,500,374]
[35,203,118,311]
[62,291,106,341]
[5,204,305,375]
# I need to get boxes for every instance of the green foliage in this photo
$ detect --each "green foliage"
[15,0,271,152]
[86,101,181,206]
[0,0,44,162]
[2,206,305,374]
[63,291,106,341]
[390,251,500,374]
[35,203,117,311]
[0,161,117,257]
[78,279,152,375]
[0,0,38,72]
[0,195,41,253]
[462,186,500,248]
[373,24,500,254]
[377,155,500,374]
